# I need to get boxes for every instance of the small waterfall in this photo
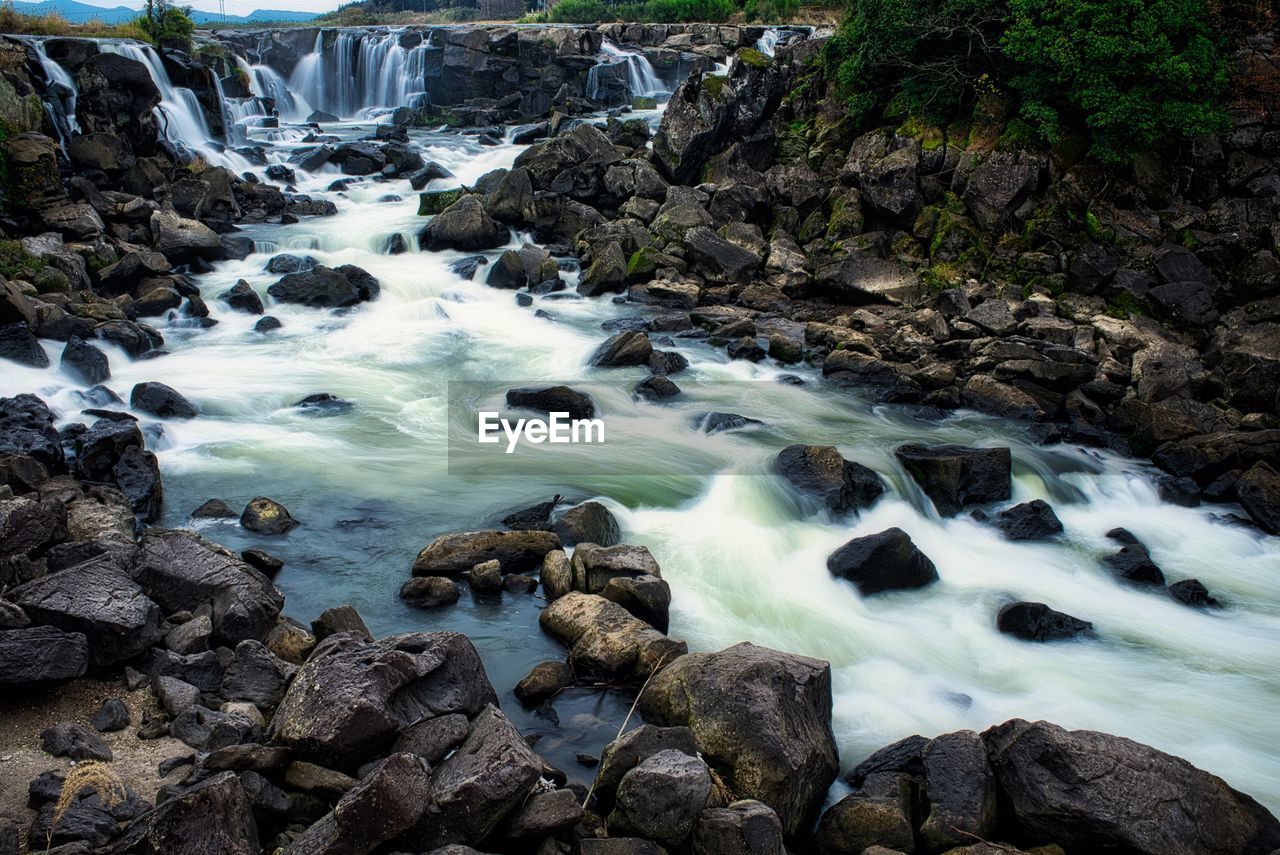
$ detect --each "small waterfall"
[100,41,249,170]
[287,29,433,120]
[29,39,80,146]
[755,29,782,57]
[588,40,668,103]
[233,56,310,124]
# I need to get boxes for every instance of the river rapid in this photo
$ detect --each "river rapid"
[6,30,1280,808]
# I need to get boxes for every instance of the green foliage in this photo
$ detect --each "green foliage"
[0,239,45,279]
[1003,0,1228,163]
[541,0,733,21]
[824,0,1230,163]
[136,2,195,51]
[742,0,798,21]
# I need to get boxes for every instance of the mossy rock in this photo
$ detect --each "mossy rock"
[631,96,659,110]
[418,188,465,217]
[736,48,771,69]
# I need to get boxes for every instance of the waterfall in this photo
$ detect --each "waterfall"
[232,56,311,124]
[287,29,433,121]
[99,41,249,170]
[755,29,782,57]
[28,39,80,146]
[588,40,669,103]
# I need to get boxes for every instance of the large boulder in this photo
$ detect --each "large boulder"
[283,753,432,855]
[569,543,660,594]
[842,131,922,223]
[692,800,785,855]
[412,529,560,576]
[506,385,596,420]
[269,631,496,769]
[10,555,161,666]
[407,705,544,848]
[996,602,1092,642]
[419,195,507,251]
[815,771,916,855]
[984,719,1280,855]
[116,771,259,854]
[638,642,839,839]
[0,394,63,470]
[1236,462,1280,535]
[0,626,88,684]
[826,528,938,595]
[960,149,1044,233]
[150,210,222,262]
[775,445,884,516]
[131,382,198,419]
[133,529,284,644]
[894,444,1012,515]
[610,749,714,847]
[554,501,621,547]
[918,730,997,850]
[267,264,380,308]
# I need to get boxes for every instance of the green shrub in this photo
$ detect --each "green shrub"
[743,0,799,21]
[136,2,195,51]
[1003,0,1228,163]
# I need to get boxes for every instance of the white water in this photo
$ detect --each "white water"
[5,29,1280,809]
[288,30,433,120]
[755,29,782,57]
[588,40,669,102]
[29,39,80,146]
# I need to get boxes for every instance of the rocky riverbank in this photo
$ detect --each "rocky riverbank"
[1,20,1279,855]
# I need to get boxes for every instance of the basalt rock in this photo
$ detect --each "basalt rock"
[775,445,884,516]
[412,529,561,576]
[419,195,507,252]
[997,602,1093,642]
[131,382,198,419]
[0,625,88,684]
[895,444,1012,516]
[826,528,938,595]
[639,642,839,839]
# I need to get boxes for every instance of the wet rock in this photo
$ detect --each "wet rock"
[283,753,431,854]
[506,385,596,420]
[502,787,584,840]
[815,772,916,855]
[113,444,164,522]
[164,614,212,654]
[540,592,686,679]
[514,660,572,705]
[467,558,503,593]
[150,210,222,262]
[449,255,489,280]
[984,719,1280,854]
[991,500,1063,541]
[636,375,681,401]
[265,254,317,275]
[407,705,543,848]
[75,417,142,482]
[639,642,838,839]
[60,336,110,385]
[134,528,284,645]
[240,497,299,535]
[0,626,87,684]
[827,528,938,595]
[412,529,561,576]
[292,393,353,415]
[997,601,1092,642]
[693,412,764,434]
[693,799,785,855]
[11,555,161,666]
[41,722,112,761]
[400,576,462,608]
[1169,578,1221,609]
[895,443,1012,515]
[255,316,282,332]
[541,548,572,599]
[602,574,671,633]
[591,331,653,367]
[91,697,131,732]
[918,730,997,849]
[1236,462,1280,535]
[310,605,371,642]
[222,639,296,709]
[775,445,884,516]
[116,771,258,854]
[393,712,470,765]
[269,631,496,769]
[610,749,714,847]
[267,264,380,308]
[420,195,507,252]
[1104,538,1166,588]
[220,281,264,315]
[410,161,455,189]
[554,501,620,546]
[0,494,68,558]
[241,549,282,576]
[570,543,661,594]
[264,618,317,665]
[284,761,358,797]
[130,382,197,419]
[0,323,45,370]
[501,495,559,530]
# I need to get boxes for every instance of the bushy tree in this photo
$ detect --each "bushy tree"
[1003,0,1229,162]
[137,0,195,51]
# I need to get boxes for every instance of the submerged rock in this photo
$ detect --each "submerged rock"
[241,497,299,535]
[996,601,1093,642]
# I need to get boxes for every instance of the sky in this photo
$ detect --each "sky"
[40,0,346,15]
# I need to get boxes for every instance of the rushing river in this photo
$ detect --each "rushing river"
[5,32,1280,808]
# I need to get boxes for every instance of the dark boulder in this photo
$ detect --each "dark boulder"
[419,195,507,252]
[895,443,1012,515]
[91,697,131,732]
[283,753,431,855]
[775,445,884,516]
[0,394,64,469]
[0,626,88,684]
[814,771,916,855]
[501,788,584,841]
[635,375,681,401]
[220,281,265,315]
[554,501,620,546]
[639,642,838,839]
[991,499,1063,541]
[984,719,1280,855]
[61,336,110,385]
[131,382,197,419]
[514,660,572,705]
[0,322,49,368]
[400,576,462,608]
[602,574,671,633]
[826,528,938,595]
[393,713,469,765]
[505,385,596,420]
[221,639,296,709]
[269,631,497,769]
[241,496,299,535]
[593,724,702,811]
[918,730,997,849]
[610,749,714,847]
[11,555,161,666]
[692,800,785,855]
[997,602,1093,642]
[1104,536,1166,588]
[41,722,112,761]
[591,331,654,367]
[311,605,371,642]
[1236,462,1280,535]
[1169,578,1221,609]
[267,264,379,308]
[116,771,258,854]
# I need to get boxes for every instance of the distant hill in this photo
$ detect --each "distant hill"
[11,0,321,25]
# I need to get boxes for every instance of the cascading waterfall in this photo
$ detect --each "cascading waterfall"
[755,28,782,57]
[287,29,434,120]
[587,40,669,102]
[231,56,311,125]
[29,39,80,146]
[99,41,249,170]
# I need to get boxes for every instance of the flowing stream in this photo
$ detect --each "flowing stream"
[7,32,1280,807]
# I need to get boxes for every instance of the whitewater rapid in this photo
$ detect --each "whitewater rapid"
[5,34,1280,805]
